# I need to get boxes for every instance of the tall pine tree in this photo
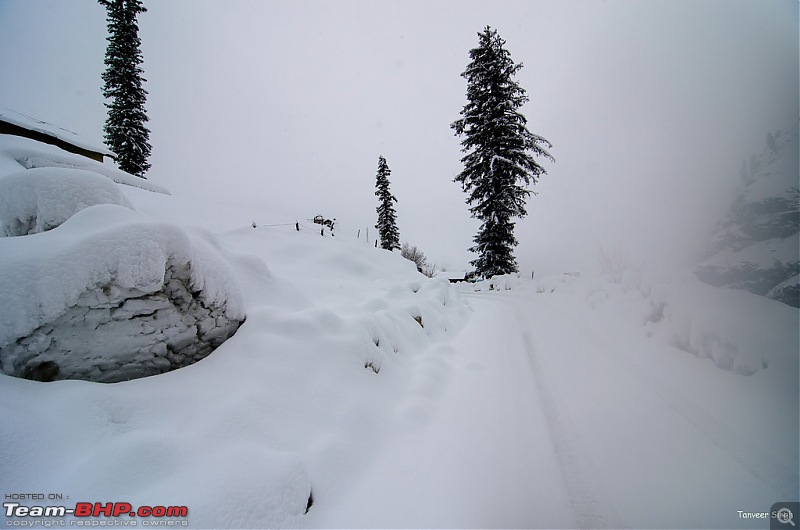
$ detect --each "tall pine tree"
[375,155,400,251]
[99,0,151,178]
[452,26,553,278]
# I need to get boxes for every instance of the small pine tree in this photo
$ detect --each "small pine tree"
[452,26,553,278]
[375,155,400,251]
[99,0,152,178]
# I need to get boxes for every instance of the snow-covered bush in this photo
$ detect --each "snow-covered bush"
[0,204,245,382]
[401,242,437,277]
[0,167,133,236]
[471,273,522,292]
[597,244,631,284]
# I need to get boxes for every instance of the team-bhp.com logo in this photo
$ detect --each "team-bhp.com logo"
[4,501,188,526]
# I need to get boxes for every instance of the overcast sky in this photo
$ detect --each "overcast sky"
[0,0,797,275]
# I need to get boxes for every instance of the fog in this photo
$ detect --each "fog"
[1,0,797,275]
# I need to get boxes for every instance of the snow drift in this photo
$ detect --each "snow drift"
[1,130,795,528]
[0,134,170,194]
[0,167,133,236]
[523,270,799,378]
[0,141,244,383]
[0,203,246,382]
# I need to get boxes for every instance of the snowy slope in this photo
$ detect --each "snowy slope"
[0,134,797,529]
[697,126,800,307]
[0,135,469,527]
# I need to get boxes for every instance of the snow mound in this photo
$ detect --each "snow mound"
[470,273,524,292]
[0,134,170,194]
[221,225,468,375]
[0,204,245,382]
[523,271,798,377]
[0,172,470,525]
[647,275,798,375]
[0,167,133,236]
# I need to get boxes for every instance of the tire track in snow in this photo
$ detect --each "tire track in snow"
[517,316,626,529]
[552,299,799,501]
[470,294,625,529]
[513,292,799,501]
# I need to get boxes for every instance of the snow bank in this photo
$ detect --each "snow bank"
[0,134,170,194]
[524,270,798,378]
[0,133,249,382]
[0,183,470,526]
[646,274,799,376]
[220,225,468,375]
[0,167,133,236]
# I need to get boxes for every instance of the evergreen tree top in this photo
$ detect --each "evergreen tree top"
[99,0,147,14]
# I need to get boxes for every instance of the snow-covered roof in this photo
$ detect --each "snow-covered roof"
[0,108,111,157]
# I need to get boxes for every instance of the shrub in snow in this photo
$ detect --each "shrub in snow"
[401,242,437,278]
[0,204,245,383]
[0,167,133,236]
[597,245,631,284]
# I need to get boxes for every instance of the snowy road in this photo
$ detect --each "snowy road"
[316,288,798,529]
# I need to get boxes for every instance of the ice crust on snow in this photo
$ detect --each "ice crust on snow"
[0,167,134,236]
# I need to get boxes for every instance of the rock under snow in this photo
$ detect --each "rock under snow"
[0,204,245,383]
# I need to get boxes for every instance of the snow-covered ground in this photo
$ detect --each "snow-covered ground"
[1,137,797,528]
